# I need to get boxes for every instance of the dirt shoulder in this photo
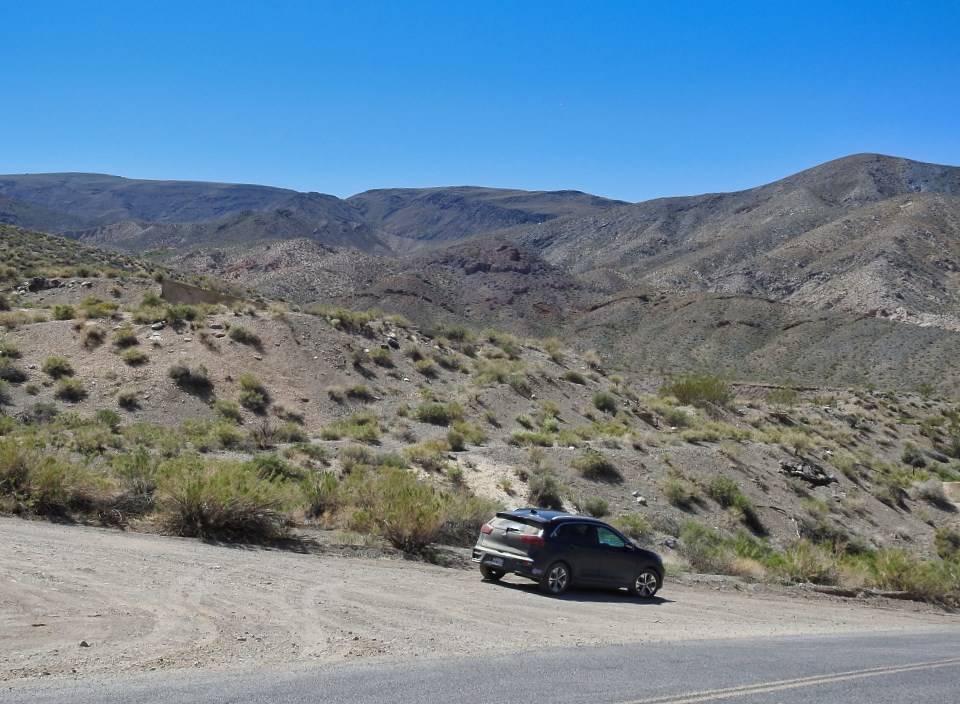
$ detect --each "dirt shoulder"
[2,517,955,684]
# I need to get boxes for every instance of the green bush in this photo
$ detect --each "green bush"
[570,450,620,481]
[360,468,446,553]
[664,472,700,508]
[214,399,244,423]
[169,364,213,393]
[560,370,587,385]
[52,304,76,320]
[41,356,74,378]
[237,373,270,413]
[229,325,261,347]
[593,391,618,414]
[660,373,733,408]
[582,496,609,517]
[112,324,139,348]
[369,347,393,367]
[527,471,564,510]
[935,527,960,561]
[81,324,107,349]
[612,514,650,543]
[161,458,290,542]
[54,377,87,402]
[321,411,380,443]
[415,402,464,426]
[121,347,148,366]
[0,358,27,383]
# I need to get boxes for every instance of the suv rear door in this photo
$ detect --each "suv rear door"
[478,516,544,560]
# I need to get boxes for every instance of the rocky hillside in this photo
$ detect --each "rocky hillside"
[3,154,960,393]
[1,241,959,600]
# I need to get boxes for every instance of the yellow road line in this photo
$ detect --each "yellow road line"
[617,656,960,704]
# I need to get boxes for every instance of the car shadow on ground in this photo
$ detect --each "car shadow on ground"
[487,577,672,605]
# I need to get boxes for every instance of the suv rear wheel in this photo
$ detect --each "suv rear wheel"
[479,564,505,581]
[540,561,571,595]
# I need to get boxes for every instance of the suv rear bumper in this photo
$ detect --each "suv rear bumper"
[472,547,538,578]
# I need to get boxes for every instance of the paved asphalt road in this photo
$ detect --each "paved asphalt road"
[5,629,959,703]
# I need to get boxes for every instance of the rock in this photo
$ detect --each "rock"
[635,496,647,505]
[79,640,90,648]
[151,322,165,330]
[80,281,93,288]
[209,323,224,330]
[214,332,227,338]
[661,538,677,549]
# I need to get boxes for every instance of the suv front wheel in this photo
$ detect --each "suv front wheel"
[630,568,660,598]
[540,561,571,595]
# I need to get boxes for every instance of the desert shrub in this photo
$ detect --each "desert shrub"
[140,291,162,307]
[346,384,376,402]
[527,471,564,509]
[237,373,270,413]
[446,429,466,452]
[161,458,290,542]
[593,391,618,414]
[168,364,213,393]
[321,411,380,443]
[774,540,839,585]
[52,304,76,320]
[664,471,700,508]
[0,439,109,518]
[582,496,609,517]
[570,450,620,481]
[303,471,340,519]
[228,325,261,347]
[214,399,244,423]
[117,388,140,410]
[0,340,21,358]
[54,377,87,402]
[0,358,27,383]
[80,324,107,349]
[414,402,464,426]
[164,303,200,325]
[403,440,450,472]
[248,453,302,481]
[508,430,554,447]
[543,337,564,364]
[353,468,446,553]
[95,409,122,430]
[452,421,487,445]
[935,527,960,562]
[660,373,733,408]
[112,324,139,348]
[612,514,650,543]
[901,442,927,468]
[560,370,587,385]
[415,358,438,378]
[706,476,744,507]
[41,356,74,378]
[369,347,393,367]
[274,422,308,443]
[915,479,952,508]
[121,347,148,366]
[679,521,726,573]
[19,401,60,424]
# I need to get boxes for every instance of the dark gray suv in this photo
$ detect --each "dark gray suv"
[472,508,664,597]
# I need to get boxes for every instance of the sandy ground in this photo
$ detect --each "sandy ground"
[1,517,956,684]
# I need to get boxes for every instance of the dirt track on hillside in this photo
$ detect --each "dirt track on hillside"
[1,517,955,684]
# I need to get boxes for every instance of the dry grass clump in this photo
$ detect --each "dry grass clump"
[570,449,621,482]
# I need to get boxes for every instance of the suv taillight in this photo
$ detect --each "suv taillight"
[480,523,493,534]
[520,534,545,547]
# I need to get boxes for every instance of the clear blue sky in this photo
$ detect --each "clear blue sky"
[2,1,958,202]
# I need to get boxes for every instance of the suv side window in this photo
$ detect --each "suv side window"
[597,527,626,548]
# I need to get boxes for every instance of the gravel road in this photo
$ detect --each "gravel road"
[2,517,955,684]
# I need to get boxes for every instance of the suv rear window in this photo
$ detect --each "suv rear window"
[490,517,541,535]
